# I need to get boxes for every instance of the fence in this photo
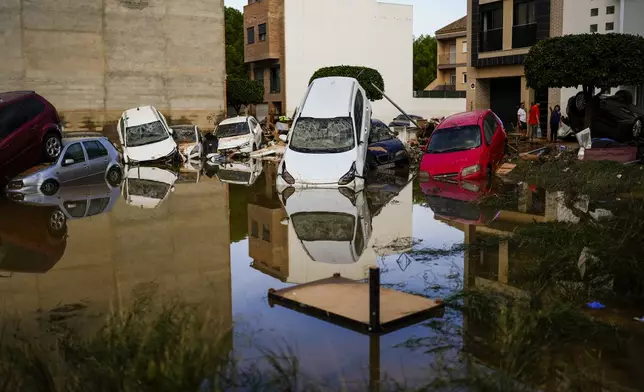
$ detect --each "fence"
[414,90,466,99]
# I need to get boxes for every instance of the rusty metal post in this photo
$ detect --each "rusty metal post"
[370,83,421,129]
[369,267,381,332]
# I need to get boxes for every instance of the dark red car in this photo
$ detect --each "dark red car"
[0,91,63,182]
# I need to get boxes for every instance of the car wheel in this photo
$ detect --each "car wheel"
[43,133,62,161]
[575,92,587,112]
[633,118,642,138]
[486,166,493,188]
[107,166,122,187]
[41,179,59,196]
[48,209,67,239]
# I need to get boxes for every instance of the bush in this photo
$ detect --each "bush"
[309,66,385,101]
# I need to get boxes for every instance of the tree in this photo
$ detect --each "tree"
[309,66,385,101]
[225,7,246,79]
[525,33,644,126]
[227,78,264,115]
[413,35,437,92]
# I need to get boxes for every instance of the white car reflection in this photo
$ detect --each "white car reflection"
[280,187,372,264]
[177,159,203,184]
[217,158,263,186]
[122,165,178,209]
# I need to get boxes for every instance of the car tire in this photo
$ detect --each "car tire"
[48,208,68,239]
[574,92,588,112]
[43,132,62,161]
[107,166,122,187]
[41,179,59,196]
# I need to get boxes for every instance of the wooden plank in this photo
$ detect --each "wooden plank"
[495,163,516,176]
[270,276,442,326]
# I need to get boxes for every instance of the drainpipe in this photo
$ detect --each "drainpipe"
[619,0,625,33]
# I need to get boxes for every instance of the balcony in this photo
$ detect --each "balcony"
[438,53,464,69]
[479,28,503,52]
[512,23,538,48]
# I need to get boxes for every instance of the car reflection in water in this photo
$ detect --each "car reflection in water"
[177,159,203,184]
[421,178,500,225]
[122,165,178,209]
[217,158,263,186]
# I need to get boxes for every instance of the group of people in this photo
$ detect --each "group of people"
[517,101,562,142]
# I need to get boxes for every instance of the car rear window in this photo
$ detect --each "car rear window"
[291,212,355,242]
[216,122,250,138]
[427,125,482,153]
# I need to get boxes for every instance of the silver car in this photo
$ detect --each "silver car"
[5,136,123,198]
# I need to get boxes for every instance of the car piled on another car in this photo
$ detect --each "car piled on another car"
[366,119,409,170]
[171,124,203,161]
[215,116,264,154]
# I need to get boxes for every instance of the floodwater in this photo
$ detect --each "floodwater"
[1,158,643,390]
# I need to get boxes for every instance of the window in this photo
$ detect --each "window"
[251,220,259,238]
[590,8,598,16]
[483,114,497,144]
[289,117,354,154]
[262,223,270,242]
[87,198,110,217]
[514,0,536,25]
[606,5,615,14]
[83,140,108,160]
[590,24,598,33]
[22,97,44,122]
[270,66,280,93]
[63,200,87,218]
[449,44,456,63]
[249,118,259,130]
[463,72,467,84]
[606,22,614,31]
[216,121,249,138]
[258,23,267,41]
[462,41,467,53]
[125,121,169,147]
[254,68,264,86]
[480,4,503,52]
[512,0,537,48]
[247,27,255,44]
[62,143,86,165]
[0,105,20,140]
[449,71,457,86]
[427,126,482,153]
[354,92,363,142]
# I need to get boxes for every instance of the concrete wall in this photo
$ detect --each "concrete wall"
[0,0,227,130]
[405,97,467,119]
[283,0,415,122]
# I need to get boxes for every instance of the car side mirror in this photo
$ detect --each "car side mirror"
[279,134,288,143]
[63,158,75,166]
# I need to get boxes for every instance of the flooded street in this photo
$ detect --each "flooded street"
[2,159,644,391]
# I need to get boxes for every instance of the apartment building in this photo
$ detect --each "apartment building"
[244,0,414,122]
[466,0,561,132]
[426,17,468,96]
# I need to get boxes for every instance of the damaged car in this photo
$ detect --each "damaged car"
[217,157,263,186]
[366,119,409,170]
[171,124,203,161]
[122,165,178,209]
[117,106,178,164]
[215,116,263,154]
[277,77,372,190]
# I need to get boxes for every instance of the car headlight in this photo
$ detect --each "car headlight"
[239,141,251,148]
[461,164,480,177]
[418,171,430,182]
[395,150,406,157]
[7,180,24,190]
[338,162,357,186]
[7,192,24,202]
[281,162,295,185]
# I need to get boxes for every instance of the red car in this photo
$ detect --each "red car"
[0,91,63,182]
[419,109,507,183]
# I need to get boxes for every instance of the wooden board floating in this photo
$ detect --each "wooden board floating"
[496,163,516,176]
[268,272,444,335]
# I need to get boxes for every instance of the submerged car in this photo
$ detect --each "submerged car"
[566,90,644,147]
[5,136,122,197]
[420,178,498,226]
[117,106,178,164]
[419,109,507,183]
[171,124,203,161]
[122,165,178,209]
[388,114,425,128]
[0,91,64,182]
[217,158,263,186]
[215,116,263,154]
[277,77,372,190]
[366,119,409,170]
[280,187,372,264]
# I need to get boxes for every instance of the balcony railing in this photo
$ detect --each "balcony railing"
[438,53,458,65]
[414,89,466,99]
[512,23,538,48]
[479,28,503,52]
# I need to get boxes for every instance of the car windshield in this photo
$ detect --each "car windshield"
[127,179,170,200]
[217,121,250,138]
[172,127,197,143]
[289,117,354,153]
[125,121,169,147]
[291,212,355,242]
[369,122,394,143]
[427,125,482,153]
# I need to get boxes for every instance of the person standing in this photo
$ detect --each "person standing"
[528,102,541,141]
[549,105,561,142]
[517,102,527,136]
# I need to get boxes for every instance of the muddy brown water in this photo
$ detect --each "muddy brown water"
[1,160,643,390]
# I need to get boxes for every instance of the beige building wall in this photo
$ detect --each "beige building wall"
[427,35,467,91]
[0,0,227,131]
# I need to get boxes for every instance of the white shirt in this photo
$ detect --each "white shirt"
[517,108,527,123]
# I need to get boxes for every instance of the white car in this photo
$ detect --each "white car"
[117,106,178,164]
[171,124,203,161]
[216,158,263,186]
[215,116,264,154]
[279,187,372,264]
[276,77,372,191]
[122,165,178,209]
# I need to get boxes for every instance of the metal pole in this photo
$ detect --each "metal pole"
[370,83,421,129]
[369,267,381,332]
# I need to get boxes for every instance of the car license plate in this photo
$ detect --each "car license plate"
[378,163,395,170]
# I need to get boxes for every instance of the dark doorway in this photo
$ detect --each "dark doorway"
[534,87,549,132]
[490,77,521,131]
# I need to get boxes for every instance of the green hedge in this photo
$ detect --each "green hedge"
[309,65,385,101]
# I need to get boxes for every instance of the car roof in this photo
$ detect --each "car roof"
[371,119,386,125]
[0,91,35,104]
[123,106,161,127]
[299,77,357,118]
[219,116,252,125]
[62,135,109,145]
[437,110,488,129]
[170,124,196,129]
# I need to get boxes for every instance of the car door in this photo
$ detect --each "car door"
[486,113,504,164]
[0,101,33,171]
[82,140,110,178]
[58,142,90,184]
[248,117,260,147]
